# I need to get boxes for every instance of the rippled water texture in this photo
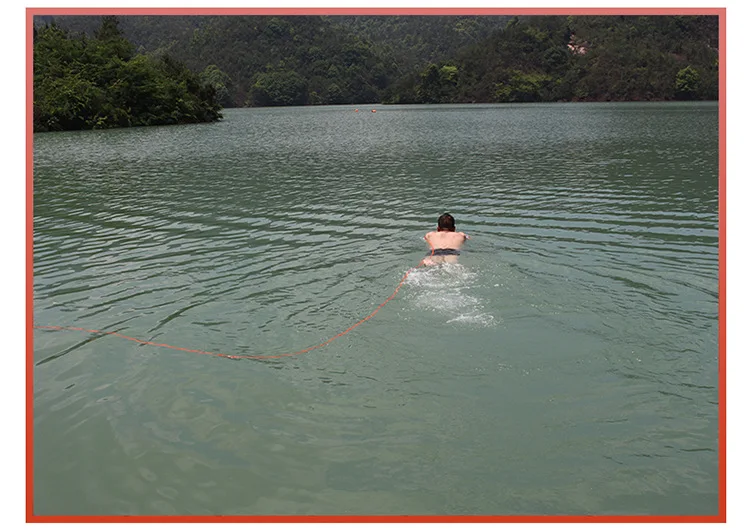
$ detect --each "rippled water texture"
[33,103,719,516]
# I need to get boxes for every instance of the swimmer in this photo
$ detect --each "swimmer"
[420,213,469,266]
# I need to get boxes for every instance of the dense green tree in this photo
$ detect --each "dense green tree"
[415,63,460,103]
[93,15,134,61]
[416,64,441,103]
[494,71,554,102]
[249,70,309,106]
[33,17,222,132]
[675,65,701,100]
[200,64,232,107]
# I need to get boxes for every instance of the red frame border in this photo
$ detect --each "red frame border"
[26,6,35,525]
[26,6,727,524]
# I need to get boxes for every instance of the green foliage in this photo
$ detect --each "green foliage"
[249,70,309,106]
[494,71,554,102]
[440,14,718,103]
[675,65,700,100]
[440,65,458,84]
[415,63,460,103]
[331,15,507,71]
[34,14,719,108]
[33,15,506,107]
[416,64,441,103]
[93,15,134,61]
[33,17,221,132]
[200,64,232,107]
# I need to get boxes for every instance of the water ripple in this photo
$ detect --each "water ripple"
[33,102,718,516]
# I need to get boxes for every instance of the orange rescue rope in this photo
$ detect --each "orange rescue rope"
[34,243,435,361]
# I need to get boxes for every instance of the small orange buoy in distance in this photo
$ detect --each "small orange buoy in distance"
[355,109,359,112]
[371,109,376,113]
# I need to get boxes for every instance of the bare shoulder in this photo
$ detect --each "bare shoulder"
[459,232,470,240]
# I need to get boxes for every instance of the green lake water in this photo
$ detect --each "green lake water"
[33,102,719,516]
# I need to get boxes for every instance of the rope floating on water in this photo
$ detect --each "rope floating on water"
[34,245,435,361]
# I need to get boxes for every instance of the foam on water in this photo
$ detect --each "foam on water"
[406,263,497,326]
[445,312,496,327]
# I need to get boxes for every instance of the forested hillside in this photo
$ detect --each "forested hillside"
[329,15,509,72]
[34,15,507,107]
[34,13,719,126]
[34,15,405,107]
[380,15,718,104]
[443,15,719,103]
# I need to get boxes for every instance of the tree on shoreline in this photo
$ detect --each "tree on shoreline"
[34,16,222,132]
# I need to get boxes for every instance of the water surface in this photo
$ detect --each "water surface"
[33,102,719,516]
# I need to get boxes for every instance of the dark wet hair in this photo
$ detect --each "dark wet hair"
[437,213,456,230]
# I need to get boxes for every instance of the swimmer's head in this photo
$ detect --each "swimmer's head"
[437,213,456,232]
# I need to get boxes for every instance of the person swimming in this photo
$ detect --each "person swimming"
[421,213,469,266]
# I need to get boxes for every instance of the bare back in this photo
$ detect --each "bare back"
[424,230,468,251]
[422,230,468,265]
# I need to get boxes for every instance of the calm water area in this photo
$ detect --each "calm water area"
[33,102,718,516]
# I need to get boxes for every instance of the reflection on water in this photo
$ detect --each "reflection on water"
[34,103,718,516]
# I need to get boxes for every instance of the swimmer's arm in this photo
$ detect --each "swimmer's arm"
[423,232,436,253]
